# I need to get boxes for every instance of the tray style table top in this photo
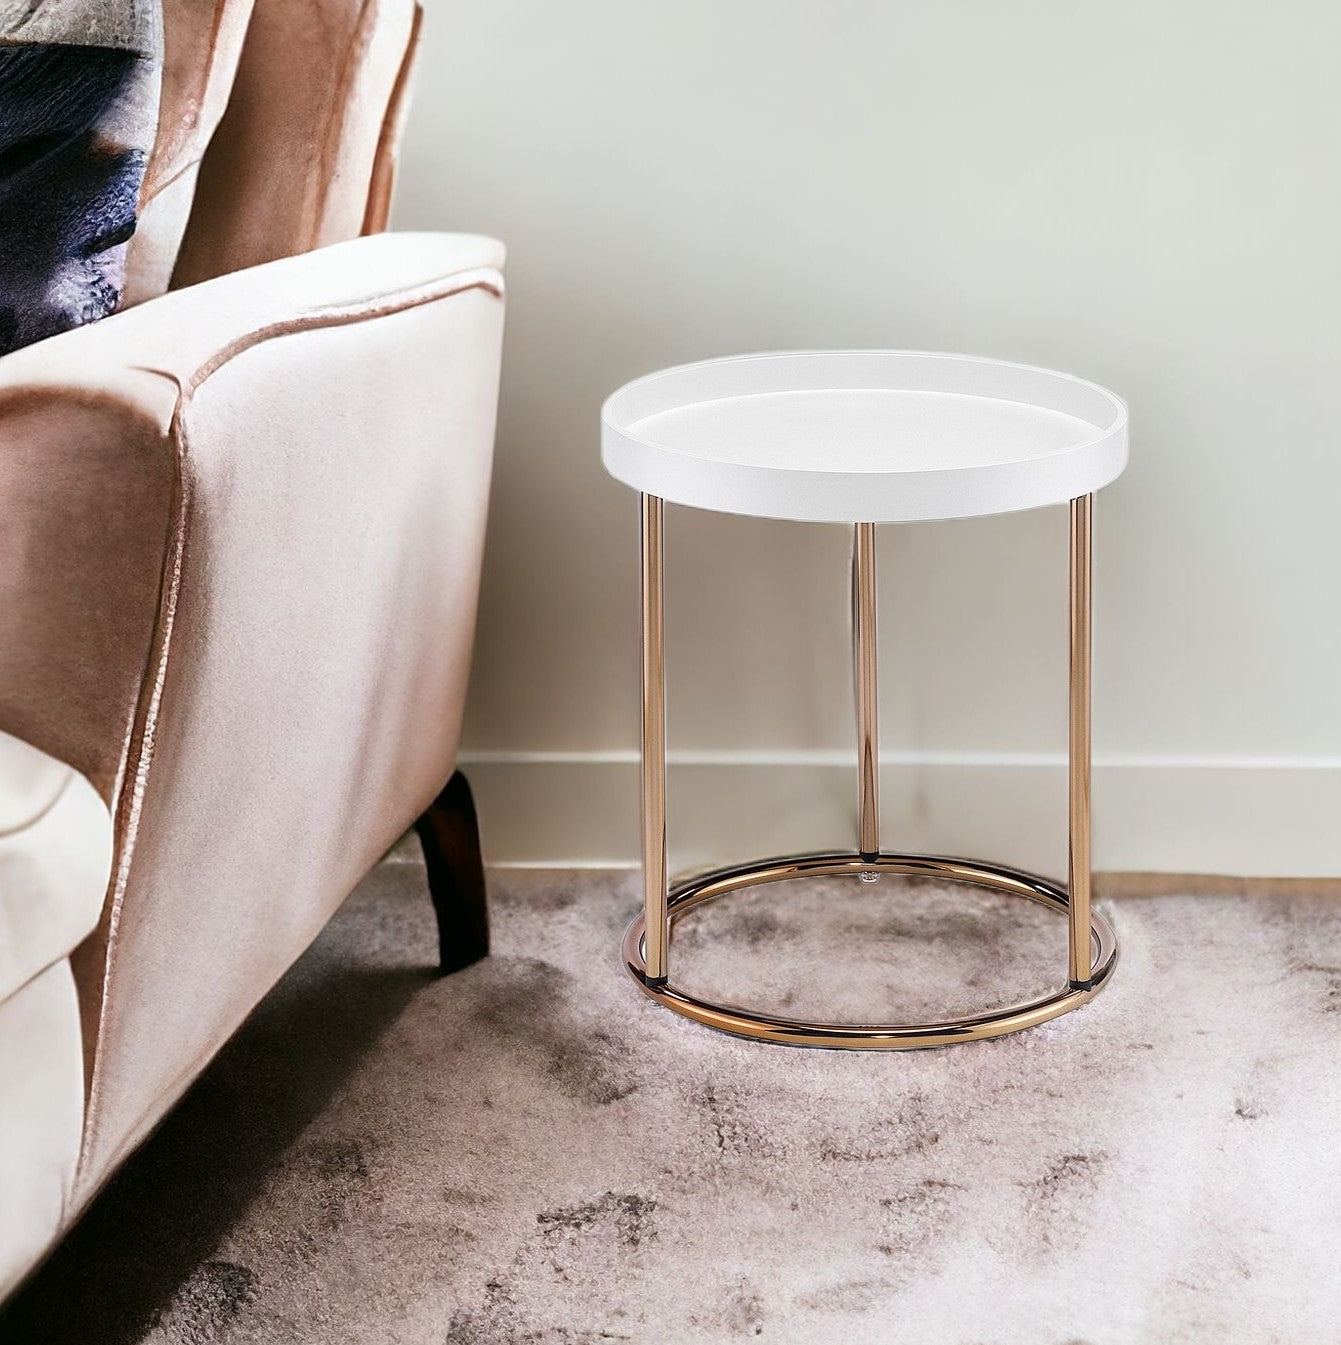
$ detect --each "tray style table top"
[602,350,1127,523]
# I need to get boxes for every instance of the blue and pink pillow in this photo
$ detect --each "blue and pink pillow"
[0,2,161,355]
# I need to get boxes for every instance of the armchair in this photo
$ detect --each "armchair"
[0,0,503,1300]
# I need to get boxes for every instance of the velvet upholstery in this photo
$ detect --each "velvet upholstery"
[0,0,501,1296]
[0,960,85,1302]
[0,231,504,1296]
[172,0,421,287]
[0,733,110,1288]
[121,0,255,304]
[0,746,111,1003]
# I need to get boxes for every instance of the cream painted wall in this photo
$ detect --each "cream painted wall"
[397,1,1341,876]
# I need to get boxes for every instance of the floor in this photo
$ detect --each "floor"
[5,862,1341,1344]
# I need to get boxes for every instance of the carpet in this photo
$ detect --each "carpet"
[5,861,1341,1344]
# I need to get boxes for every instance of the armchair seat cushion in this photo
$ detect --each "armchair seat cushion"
[0,735,112,1003]
[0,957,86,1300]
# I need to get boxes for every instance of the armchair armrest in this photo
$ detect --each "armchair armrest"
[0,232,505,1191]
[0,231,503,807]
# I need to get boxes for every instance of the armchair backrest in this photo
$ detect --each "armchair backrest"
[121,0,256,305]
[1,0,418,351]
[170,0,422,290]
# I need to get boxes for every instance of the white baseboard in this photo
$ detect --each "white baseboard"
[456,751,1341,879]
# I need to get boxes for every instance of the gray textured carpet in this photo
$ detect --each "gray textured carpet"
[6,863,1341,1344]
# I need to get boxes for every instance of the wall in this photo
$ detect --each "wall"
[396,0,1341,876]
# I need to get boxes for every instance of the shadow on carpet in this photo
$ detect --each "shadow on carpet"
[2,867,435,1344]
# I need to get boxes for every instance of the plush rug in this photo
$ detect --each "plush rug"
[5,861,1341,1344]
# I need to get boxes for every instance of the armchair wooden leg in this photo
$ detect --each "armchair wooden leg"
[413,770,489,974]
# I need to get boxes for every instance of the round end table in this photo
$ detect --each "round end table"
[601,351,1128,1050]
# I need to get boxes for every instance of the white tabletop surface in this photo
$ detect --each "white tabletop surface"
[601,351,1127,522]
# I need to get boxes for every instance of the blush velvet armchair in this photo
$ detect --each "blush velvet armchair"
[0,0,503,1297]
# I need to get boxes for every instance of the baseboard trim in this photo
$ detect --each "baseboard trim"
[1094,871,1341,898]
[454,751,1341,880]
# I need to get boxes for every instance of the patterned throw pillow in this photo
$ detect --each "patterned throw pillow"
[0,1,161,355]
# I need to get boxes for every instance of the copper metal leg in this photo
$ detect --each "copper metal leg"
[641,493,668,985]
[623,498,1117,1048]
[622,851,1117,1048]
[853,524,880,874]
[1068,494,1094,989]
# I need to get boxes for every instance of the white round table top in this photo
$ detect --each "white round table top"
[601,351,1127,523]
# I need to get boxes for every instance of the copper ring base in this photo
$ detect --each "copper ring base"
[622,851,1118,1050]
